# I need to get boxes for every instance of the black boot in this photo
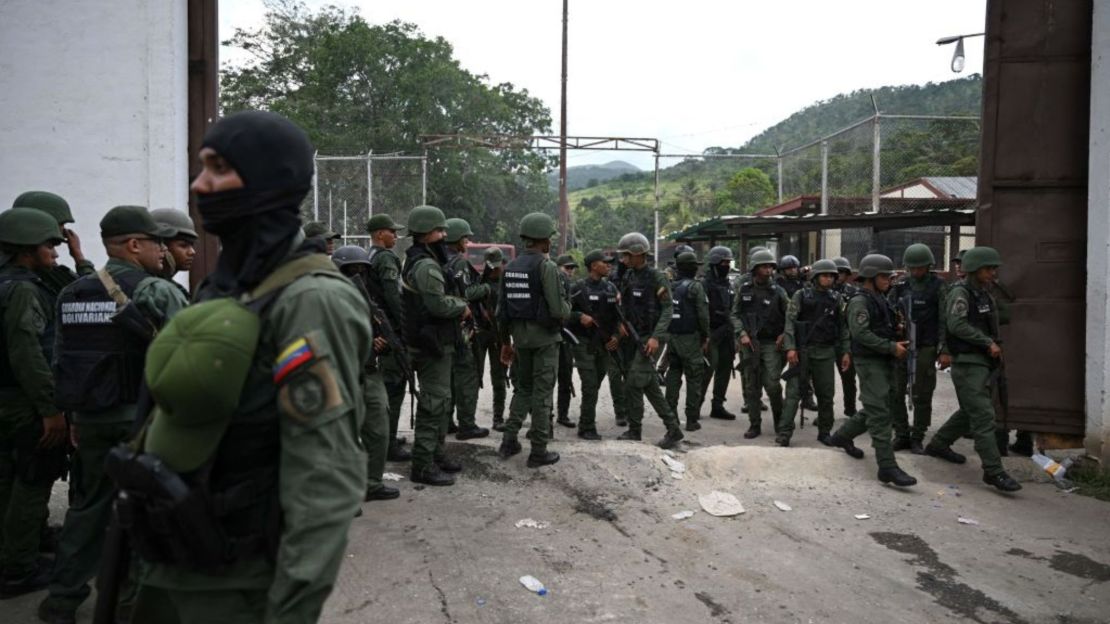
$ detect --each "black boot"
[892,438,912,452]
[743,425,761,439]
[828,433,864,459]
[1009,431,1034,457]
[492,415,506,432]
[447,419,459,434]
[557,414,576,428]
[410,465,455,486]
[618,428,642,441]
[685,418,701,432]
[577,429,601,441]
[740,404,749,414]
[657,428,685,449]
[710,404,737,420]
[983,471,1022,492]
[817,431,833,446]
[910,440,925,455]
[802,396,818,411]
[498,436,522,459]
[387,442,412,462]
[37,597,77,624]
[775,433,790,447]
[615,415,628,427]
[364,485,401,501]
[455,425,490,440]
[0,557,51,599]
[878,466,918,487]
[925,445,966,464]
[435,455,462,473]
[844,403,857,417]
[527,449,560,467]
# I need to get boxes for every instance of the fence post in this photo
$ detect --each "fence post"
[872,114,881,212]
[367,150,373,219]
[820,139,829,256]
[653,152,660,259]
[776,153,784,203]
[421,151,428,206]
[313,151,319,220]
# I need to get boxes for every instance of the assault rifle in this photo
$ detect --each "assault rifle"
[571,287,628,382]
[354,278,417,427]
[737,312,762,383]
[781,320,810,429]
[615,304,666,386]
[900,294,917,412]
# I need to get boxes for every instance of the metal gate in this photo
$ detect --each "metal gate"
[977,0,1092,434]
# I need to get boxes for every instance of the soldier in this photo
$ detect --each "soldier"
[889,244,950,454]
[497,213,569,466]
[702,246,739,421]
[779,260,850,447]
[402,206,469,486]
[8,192,95,294]
[303,221,341,255]
[614,232,685,449]
[150,208,198,300]
[40,205,187,622]
[444,218,491,441]
[605,255,630,427]
[949,249,966,282]
[475,247,509,431]
[115,110,370,623]
[832,256,859,416]
[733,249,789,439]
[553,255,578,428]
[332,246,400,502]
[775,255,805,297]
[568,250,627,439]
[663,251,710,431]
[925,247,1022,492]
[826,254,917,487]
[0,209,67,598]
[365,213,411,461]
[736,245,770,416]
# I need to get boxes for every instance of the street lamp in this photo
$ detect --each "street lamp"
[936,32,983,73]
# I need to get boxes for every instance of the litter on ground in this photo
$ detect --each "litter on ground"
[514,518,549,530]
[698,491,746,517]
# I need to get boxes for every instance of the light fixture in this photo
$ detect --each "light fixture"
[935,32,983,74]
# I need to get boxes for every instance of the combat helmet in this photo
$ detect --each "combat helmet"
[332,245,371,268]
[778,254,800,269]
[0,208,66,246]
[617,232,651,255]
[520,212,557,240]
[960,247,1002,273]
[856,254,895,280]
[809,259,839,278]
[749,249,777,271]
[902,243,935,268]
[707,246,734,265]
[445,218,474,244]
[407,205,447,235]
[12,191,73,225]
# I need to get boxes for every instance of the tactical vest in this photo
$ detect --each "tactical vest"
[402,245,460,355]
[571,277,619,339]
[895,274,943,347]
[946,282,997,356]
[850,289,898,357]
[620,267,661,336]
[797,288,840,347]
[0,272,54,389]
[668,278,698,335]
[502,253,554,328]
[53,268,150,411]
[776,275,804,298]
[704,274,734,330]
[737,280,785,339]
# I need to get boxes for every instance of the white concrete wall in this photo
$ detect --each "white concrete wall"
[1086,0,1110,466]
[0,0,189,268]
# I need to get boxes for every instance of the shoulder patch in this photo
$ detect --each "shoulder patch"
[278,360,343,422]
[950,298,968,317]
[855,310,869,327]
[274,337,314,384]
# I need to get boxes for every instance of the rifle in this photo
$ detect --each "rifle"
[988,356,1009,431]
[736,312,763,384]
[781,320,810,429]
[900,293,917,412]
[572,287,630,383]
[615,304,666,386]
[655,342,671,384]
[356,278,418,427]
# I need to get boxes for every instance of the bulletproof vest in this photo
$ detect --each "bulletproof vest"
[776,275,804,298]
[797,288,840,347]
[502,253,553,328]
[53,268,150,411]
[946,282,997,356]
[571,277,619,338]
[736,280,785,339]
[850,289,898,357]
[894,274,943,347]
[704,274,734,330]
[668,278,699,335]
[402,245,460,355]
[0,272,55,389]
[620,267,661,336]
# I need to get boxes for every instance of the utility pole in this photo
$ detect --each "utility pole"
[558,0,569,253]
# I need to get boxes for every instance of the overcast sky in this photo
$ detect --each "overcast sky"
[220,0,987,170]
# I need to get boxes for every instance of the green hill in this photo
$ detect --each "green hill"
[570,75,982,250]
[547,160,641,192]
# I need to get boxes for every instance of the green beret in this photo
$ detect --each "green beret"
[12,191,74,225]
[100,205,174,239]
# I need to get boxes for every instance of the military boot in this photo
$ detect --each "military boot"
[615,415,628,427]
[1009,431,1034,457]
[909,440,925,455]
[802,394,818,411]
[447,419,459,434]
[527,449,560,468]
[983,471,1022,492]
[657,428,684,450]
[456,425,490,440]
[743,425,761,439]
[0,558,50,598]
[411,464,455,486]
[492,414,506,432]
[828,433,864,459]
[685,417,701,432]
[710,403,736,420]
[775,433,790,447]
[364,485,401,501]
[892,437,912,452]
[925,445,966,464]
[37,597,77,624]
[387,442,412,462]
[557,414,576,428]
[498,435,523,459]
[577,429,602,441]
[618,428,642,441]
[817,431,833,446]
[878,466,918,487]
[435,455,463,473]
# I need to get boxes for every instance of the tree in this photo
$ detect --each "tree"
[716,167,775,215]
[220,0,555,238]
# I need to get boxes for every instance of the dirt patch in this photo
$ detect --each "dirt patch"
[445,442,515,483]
[1006,548,1110,583]
[693,591,732,622]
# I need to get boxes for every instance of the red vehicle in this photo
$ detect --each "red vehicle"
[467,243,516,273]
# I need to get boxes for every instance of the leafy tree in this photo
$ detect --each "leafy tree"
[717,168,775,215]
[220,0,555,239]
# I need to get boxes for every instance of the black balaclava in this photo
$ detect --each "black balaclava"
[712,263,729,279]
[195,111,314,297]
[677,263,698,279]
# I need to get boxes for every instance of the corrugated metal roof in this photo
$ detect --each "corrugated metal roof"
[923,176,977,199]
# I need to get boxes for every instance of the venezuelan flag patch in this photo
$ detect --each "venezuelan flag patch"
[273,337,314,384]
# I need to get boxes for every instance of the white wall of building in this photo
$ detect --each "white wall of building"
[1086,0,1110,466]
[0,0,190,269]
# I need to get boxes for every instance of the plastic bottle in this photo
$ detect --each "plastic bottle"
[519,575,548,596]
[1031,453,1073,481]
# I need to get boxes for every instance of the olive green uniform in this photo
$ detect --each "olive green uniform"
[46,258,187,613]
[368,245,407,451]
[499,250,570,450]
[568,276,628,433]
[732,279,789,428]
[780,286,849,437]
[619,266,681,434]
[833,281,859,414]
[474,272,507,424]
[889,275,949,443]
[927,280,1005,477]
[446,251,489,431]
[832,290,901,470]
[663,278,710,424]
[0,265,59,581]
[138,259,371,623]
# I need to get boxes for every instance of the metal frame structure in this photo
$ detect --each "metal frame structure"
[311,152,428,242]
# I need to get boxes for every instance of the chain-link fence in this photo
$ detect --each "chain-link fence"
[305,153,427,246]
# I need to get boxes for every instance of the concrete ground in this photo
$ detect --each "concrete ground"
[8,367,1110,623]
